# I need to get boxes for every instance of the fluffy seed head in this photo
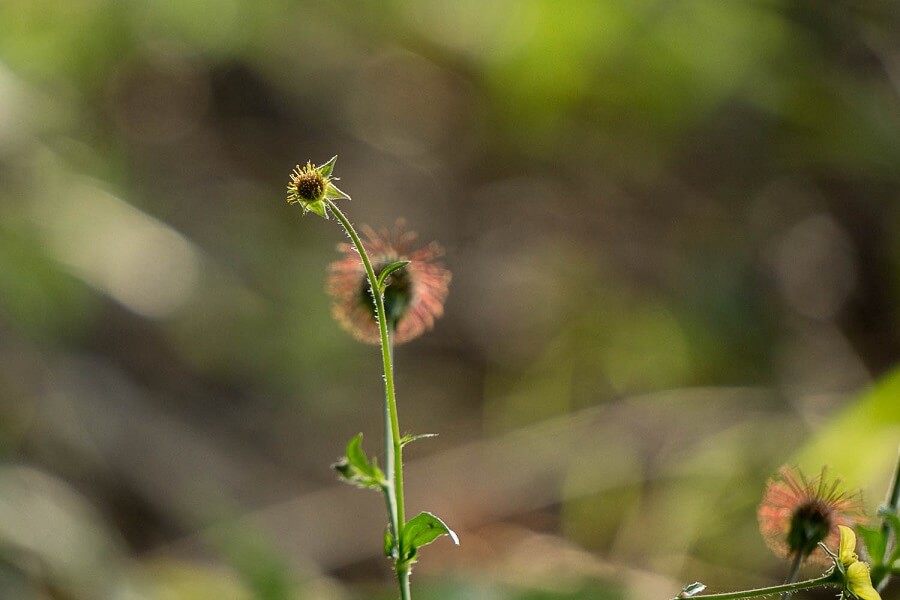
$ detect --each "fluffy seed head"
[327,220,451,345]
[288,162,326,203]
[757,466,865,566]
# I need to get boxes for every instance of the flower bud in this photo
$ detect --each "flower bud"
[286,156,350,219]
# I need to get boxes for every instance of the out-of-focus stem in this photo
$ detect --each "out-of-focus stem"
[673,573,834,600]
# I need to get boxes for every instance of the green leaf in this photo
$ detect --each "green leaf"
[857,525,887,564]
[332,433,385,489]
[376,260,410,292]
[384,527,396,559]
[400,512,459,561]
[345,433,368,470]
[318,155,338,178]
[400,433,438,447]
[878,506,900,538]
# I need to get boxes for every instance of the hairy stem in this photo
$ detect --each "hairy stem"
[675,573,835,600]
[327,201,407,598]
[398,563,411,600]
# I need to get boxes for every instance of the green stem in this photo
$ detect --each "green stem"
[398,564,411,600]
[675,573,835,600]
[387,338,405,532]
[876,446,900,593]
[327,201,407,597]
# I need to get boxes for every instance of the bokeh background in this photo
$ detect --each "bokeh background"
[0,1,899,598]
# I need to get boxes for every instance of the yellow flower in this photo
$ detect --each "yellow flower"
[839,524,858,566]
[846,562,881,600]
[837,525,881,600]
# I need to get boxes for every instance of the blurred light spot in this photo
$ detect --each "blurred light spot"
[31,178,199,318]
[345,50,472,158]
[401,0,538,62]
[774,214,856,320]
[0,64,29,153]
[0,466,119,596]
[130,0,242,55]
[106,45,209,145]
[601,305,691,394]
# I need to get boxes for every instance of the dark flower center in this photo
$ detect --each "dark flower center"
[360,261,411,329]
[787,499,832,557]
[296,171,325,201]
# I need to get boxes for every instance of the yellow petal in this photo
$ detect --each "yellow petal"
[839,525,858,567]
[846,561,882,600]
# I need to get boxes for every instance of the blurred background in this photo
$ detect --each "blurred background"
[0,1,899,598]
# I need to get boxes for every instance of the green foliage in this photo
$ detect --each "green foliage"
[384,527,396,559]
[865,503,900,587]
[400,433,437,448]
[879,506,900,540]
[857,524,886,565]
[1,0,900,597]
[794,366,900,494]
[333,433,386,490]
[376,260,411,294]
[399,512,459,564]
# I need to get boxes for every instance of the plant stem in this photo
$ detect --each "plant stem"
[398,563,412,600]
[327,201,408,598]
[876,446,900,593]
[387,338,405,533]
[779,551,803,600]
[675,573,835,600]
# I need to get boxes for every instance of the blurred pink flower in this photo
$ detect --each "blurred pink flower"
[327,221,450,345]
[757,466,864,566]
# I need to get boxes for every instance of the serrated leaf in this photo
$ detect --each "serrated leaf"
[376,260,410,292]
[333,433,385,489]
[332,459,383,489]
[345,434,369,471]
[400,512,459,561]
[400,433,438,447]
[857,525,887,563]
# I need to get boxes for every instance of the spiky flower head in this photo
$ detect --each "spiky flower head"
[286,156,350,218]
[327,220,451,345]
[757,466,865,567]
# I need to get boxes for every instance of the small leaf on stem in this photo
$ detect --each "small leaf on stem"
[400,433,438,447]
[376,260,411,293]
[332,433,385,489]
[384,527,396,559]
[878,506,900,537]
[400,512,459,561]
[857,525,887,564]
